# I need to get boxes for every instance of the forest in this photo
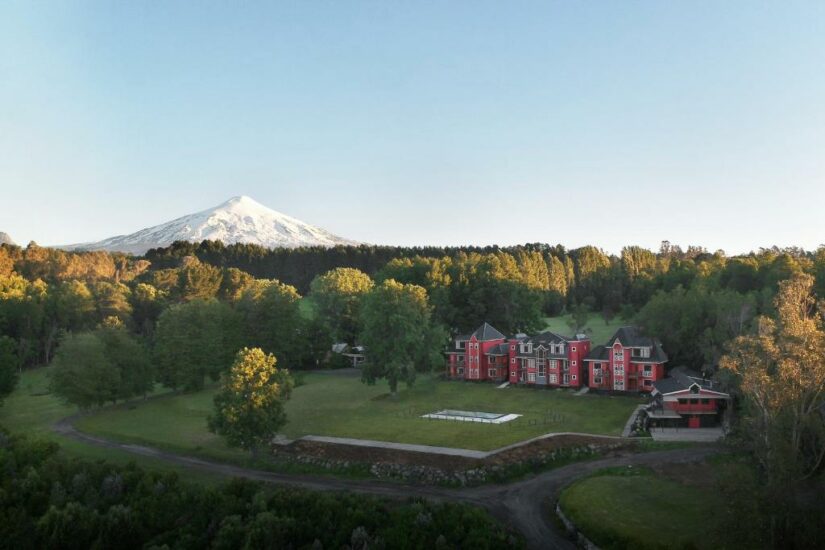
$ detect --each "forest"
[1,239,825,547]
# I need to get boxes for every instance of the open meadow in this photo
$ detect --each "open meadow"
[71,371,642,459]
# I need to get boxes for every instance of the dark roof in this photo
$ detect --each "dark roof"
[653,372,726,395]
[471,322,506,341]
[486,343,510,355]
[604,326,669,363]
[524,330,574,345]
[584,345,608,361]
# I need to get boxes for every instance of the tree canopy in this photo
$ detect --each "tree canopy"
[208,347,294,451]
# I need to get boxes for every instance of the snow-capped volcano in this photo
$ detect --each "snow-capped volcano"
[64,196,358,255]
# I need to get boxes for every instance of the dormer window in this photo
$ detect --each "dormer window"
[457,341,465,350]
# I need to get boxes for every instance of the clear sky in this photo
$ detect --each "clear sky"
[1,1,823,254]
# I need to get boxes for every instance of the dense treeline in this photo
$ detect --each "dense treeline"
[3,240,825,378]
[0,431,521,549]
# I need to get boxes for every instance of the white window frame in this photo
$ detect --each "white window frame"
[549,373,558,384]
[562,374,570,385]
[572,374,577,381]
[528,372,536,382]
[488,368,497,378]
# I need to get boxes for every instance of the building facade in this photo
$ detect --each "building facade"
[446,322,590,389]
[583,327,667,393]
[647,369,730,428]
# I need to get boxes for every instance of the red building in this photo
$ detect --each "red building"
[648,369,730,428]
[446,322,590,389]
[446,323,508,382]
[584,327,667,393]
[508,331,590,388]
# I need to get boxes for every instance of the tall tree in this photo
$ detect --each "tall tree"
[208,347,294,452]
[308,267,374,344]
[96,325,154,400]
[0,336,19,404]
[720,273,825,484]
[49,333,120,409]
[236,280,305,368]
[359,279,446,395]
[154,299,242,391]
[179,258,223,301]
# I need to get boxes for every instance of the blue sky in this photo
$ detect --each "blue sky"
[1,1,823,254]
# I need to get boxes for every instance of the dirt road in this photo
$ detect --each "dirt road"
[54,415,717,549]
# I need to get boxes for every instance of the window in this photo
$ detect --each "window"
[572,360,577,366]
[643,379,652,387]
[640,347,650,358]
[678,398,687,404]
[643,367,652,377]
[701,398,710,405]
[572,346,576,352]
[690,398,699,405]
[614,349,624,360]
[594,376,602,385]
[549,374,558,384]
[549,360,558,369]
[572,374,577,381]
[488,368,498,378]
[538,363,546,377]
[614,365,624,375]
[511,358,516,364]
[593,367,602,375]
[528,372,536,382]
[457,341,465,349]
[563,374,570,385]
[457,367,464,375]
[489,356,495,364]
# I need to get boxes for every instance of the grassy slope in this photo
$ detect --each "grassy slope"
[544,313,625,344]
[75,373,642,456]
[0,368,225,484]
[559,468,724,549]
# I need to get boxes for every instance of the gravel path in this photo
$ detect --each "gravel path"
[53,415,718,549]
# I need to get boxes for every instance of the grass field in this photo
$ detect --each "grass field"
[0,368,226,484]
[544,313,625,344]
[74,372,642,458]
[559,466,724,549]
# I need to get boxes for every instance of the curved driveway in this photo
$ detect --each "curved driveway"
[54,416,716,549]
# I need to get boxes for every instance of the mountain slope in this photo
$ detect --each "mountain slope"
[0,232,15,246]
[64,196,357,255]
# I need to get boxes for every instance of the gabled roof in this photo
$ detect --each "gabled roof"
[471,322,506,341]
[605,326,669,363]
[486,343,510,355]
[584,345,609,361]
[653,372,728,397]
[523,330,574,345]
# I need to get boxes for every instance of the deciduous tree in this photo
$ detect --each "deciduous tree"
[208,347,293,452]
[359,280,446,395]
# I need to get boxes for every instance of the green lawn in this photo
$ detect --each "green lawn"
[559,467,724,549]
[544,313,625,344]
[0,368,225,484]
[74,372,642,458]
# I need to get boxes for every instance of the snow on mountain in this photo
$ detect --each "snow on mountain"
[0,232,15,246]
[63,196,358,255]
